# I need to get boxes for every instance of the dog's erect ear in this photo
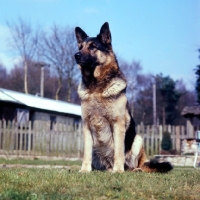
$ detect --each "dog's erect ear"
[97,22,111,45]
[75,27,88,47]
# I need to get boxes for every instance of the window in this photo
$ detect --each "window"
[50,115,56,130]
[17,109,29,126]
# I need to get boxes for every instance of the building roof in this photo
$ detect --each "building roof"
[181,105,200,117]
[0,88,81,117]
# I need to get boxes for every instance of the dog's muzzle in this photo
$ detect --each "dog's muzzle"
[74,52,82,64]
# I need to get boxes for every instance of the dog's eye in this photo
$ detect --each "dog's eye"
[79,44,83,50]
[89,43,97,50]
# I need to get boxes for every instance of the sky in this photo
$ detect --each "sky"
[0,0,200,90]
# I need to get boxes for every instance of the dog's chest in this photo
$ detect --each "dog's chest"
[78,80,127,144]
[83,94,113,131]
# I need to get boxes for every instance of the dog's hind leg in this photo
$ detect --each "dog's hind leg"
[130,135,146,168]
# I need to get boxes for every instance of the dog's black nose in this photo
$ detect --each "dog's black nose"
[74,52,81,61]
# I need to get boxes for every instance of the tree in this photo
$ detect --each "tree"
[161,131,172,151]
[38,24,79,101]
[119,59,142,116]
[195,49,200,104]
[155,74,182,126]
[134,74,154,125]
[175,80,196,124]
[6,61,58,98]
[7,18,39,94]
[7,65,24,92]
[0,62,8,88]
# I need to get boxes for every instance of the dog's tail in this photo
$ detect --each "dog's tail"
[140,159,173,173]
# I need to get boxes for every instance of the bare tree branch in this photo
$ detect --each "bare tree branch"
[7,18,39,93]
[38,24,79,101]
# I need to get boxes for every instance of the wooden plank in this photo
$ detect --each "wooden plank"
[51,122,56,156]
[34,121,38,156]
[55,123,59,157]
[41,122,44,156]
[175,126,181,153]
[63,123,67,157]
[154,126,158,155]
[46,122,50,156]
[19,123,23,156]
[151,126,154,156]
[77,122,82,158]
[32,121,36,156]
[2,120,6,154]
[172,126,176,150]
[159,125,163,152]
[35,121,39,156]
[28,121,31,155]
[146,125,150,156]
[58,122,62,156]
[180,125,185,140]
[10,121,15,154]
[7,121,11,154]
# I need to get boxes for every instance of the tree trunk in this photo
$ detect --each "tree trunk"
[24,61,28,94]
[67,87,71,102]
[66,76,73,102]
[55,78,62,100]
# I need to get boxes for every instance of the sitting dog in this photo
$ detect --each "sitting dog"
[74,22,173,173]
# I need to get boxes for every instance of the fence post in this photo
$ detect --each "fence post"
[154,125,159,155]
[151,125,154,156]
[175,126,181,153]
[77,122,82,158]
[3,120,6,154]
[146,125,150,156]
[159,125,163,153]
[10,121,15,154]
[187,118,194,138]
[19,123,23,156]
[27,121,31,156]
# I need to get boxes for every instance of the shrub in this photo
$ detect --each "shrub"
[161,131,172,151]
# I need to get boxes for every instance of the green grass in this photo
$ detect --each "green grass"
[0,166,199,200]
[0,158,82,166]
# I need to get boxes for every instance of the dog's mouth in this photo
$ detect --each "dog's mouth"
[75,60,86,66]
[74,52,98,68]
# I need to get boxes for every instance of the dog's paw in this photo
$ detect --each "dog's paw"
[132,168,142,172]
[79,163,92,173]
[112,166,124,173]
[112,169,124,173]
[113,162,124,173]
[79,169,91,173]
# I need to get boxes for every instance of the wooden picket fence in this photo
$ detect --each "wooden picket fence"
[136,124,199,156]
[0,120,199,158]
[0,120,83,158]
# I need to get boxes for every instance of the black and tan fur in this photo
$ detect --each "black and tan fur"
[74,22,173,173]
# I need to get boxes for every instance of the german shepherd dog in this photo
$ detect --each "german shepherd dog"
[74,22,173,173]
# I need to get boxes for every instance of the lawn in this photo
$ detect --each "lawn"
[0,159,199,200]
[0,158,82,167]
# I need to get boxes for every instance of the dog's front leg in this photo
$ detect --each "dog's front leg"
[113,121,125,173]
[80,124,93,172]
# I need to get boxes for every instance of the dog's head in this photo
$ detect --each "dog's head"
[74,22,118,83]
